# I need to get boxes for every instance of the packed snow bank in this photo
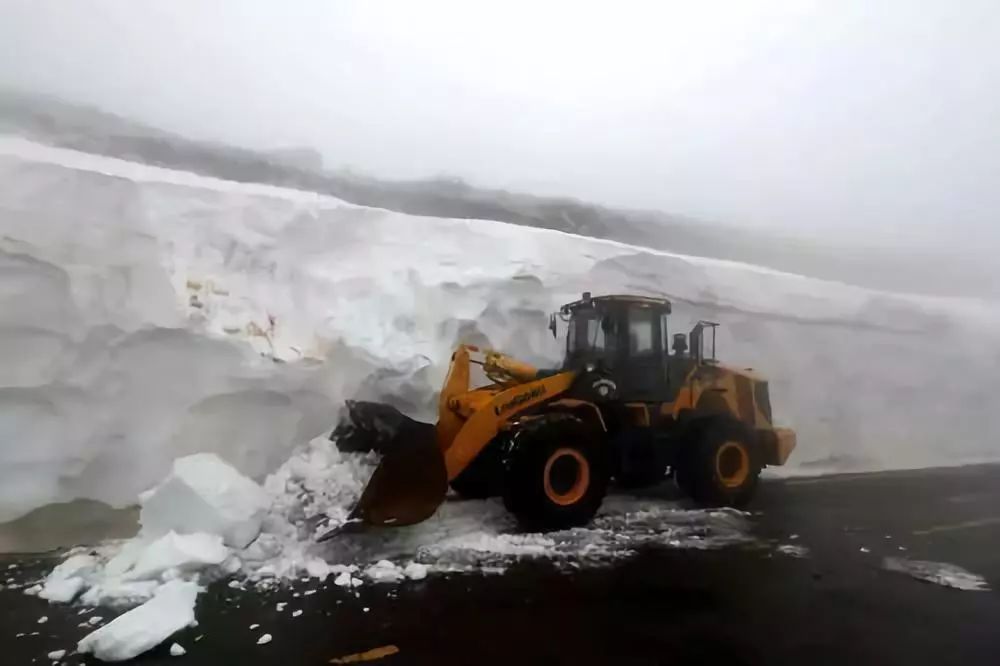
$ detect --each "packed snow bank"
[1,135,999,520]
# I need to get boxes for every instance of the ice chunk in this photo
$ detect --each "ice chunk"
[403,562,428,580]
[124,532,229,581]
[169,642,186,656]
[77,580,200,661]
[47,649,66,660]
[305,558,331,581]
[39,576,85,603]
[39,553,99,602]
[104,540,150,578]
[80,580,161,607]
[140,454,270,548]
[365,560,403,583]
[257,633,272,645]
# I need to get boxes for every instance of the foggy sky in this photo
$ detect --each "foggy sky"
[2,0,999,252]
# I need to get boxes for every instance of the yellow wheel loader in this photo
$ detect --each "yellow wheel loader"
[322,293,795,537]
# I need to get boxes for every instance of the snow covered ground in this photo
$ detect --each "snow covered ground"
[15,445,757,660]
[1,134,999,525]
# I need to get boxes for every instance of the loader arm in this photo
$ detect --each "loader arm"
[436,345,577,480]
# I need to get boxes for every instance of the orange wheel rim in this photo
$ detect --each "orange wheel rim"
[543,448,590,506]
[716,441,750,488]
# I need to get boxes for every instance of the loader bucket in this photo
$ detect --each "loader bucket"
[318,401,447,540]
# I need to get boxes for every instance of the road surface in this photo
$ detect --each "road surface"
[3,463,999,665]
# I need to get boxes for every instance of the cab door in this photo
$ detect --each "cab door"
[615,304,667,402]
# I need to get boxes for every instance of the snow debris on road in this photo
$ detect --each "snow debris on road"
[249,623,259,630]
[78,580,200,662]
[256,633,272,645]
[38,615,48,624]
[169,642,186,656]
[28,436,757,664]
[34,441,758,611]
[776,544,809,558]
[47,649,66,660]
[883,557,990,591]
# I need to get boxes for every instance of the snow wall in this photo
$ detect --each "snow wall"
[1,136,999,521]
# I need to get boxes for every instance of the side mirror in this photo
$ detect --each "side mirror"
[548,313,557,339]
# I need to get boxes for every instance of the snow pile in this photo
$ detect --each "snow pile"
[77,580,199,661]
[883,557,991,591]
[29,444,762,660]
[37,456,258,607]
[36,442,755,606]
[2,135,999,525]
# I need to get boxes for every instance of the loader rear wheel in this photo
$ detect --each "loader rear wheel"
[676,421,759,507]
[503,416,609,531]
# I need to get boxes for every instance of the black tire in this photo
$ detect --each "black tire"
[449,437,505,499]
[675,420,759,507]
[502,415,609,531]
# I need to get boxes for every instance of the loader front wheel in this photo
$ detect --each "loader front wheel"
[503,416,608,531]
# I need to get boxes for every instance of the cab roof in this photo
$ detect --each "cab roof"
[560,292,672,314]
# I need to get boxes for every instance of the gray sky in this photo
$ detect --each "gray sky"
[2,0,999,251]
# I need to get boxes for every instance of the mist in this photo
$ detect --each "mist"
[2,0,999,260]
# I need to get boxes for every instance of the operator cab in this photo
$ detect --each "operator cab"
[551,292,717,403]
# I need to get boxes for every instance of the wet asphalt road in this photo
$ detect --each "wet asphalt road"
[3,463,1000,666]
